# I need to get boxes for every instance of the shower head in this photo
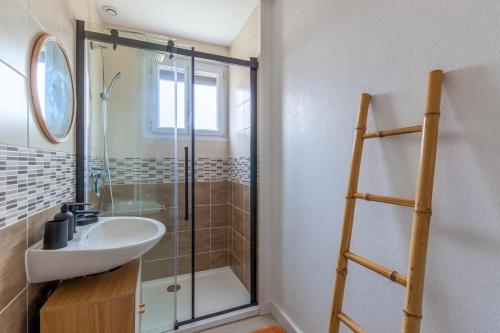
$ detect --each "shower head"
[90,41,107,50]
[101,72,122,100]
[108,72,122,93]
[104,27,166,63]
[138,48,166,63]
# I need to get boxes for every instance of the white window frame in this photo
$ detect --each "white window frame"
[145,58,228,138]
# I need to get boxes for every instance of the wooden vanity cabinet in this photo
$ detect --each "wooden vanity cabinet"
[40,259,142,333]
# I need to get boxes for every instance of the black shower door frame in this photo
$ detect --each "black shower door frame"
[75,19,258,329]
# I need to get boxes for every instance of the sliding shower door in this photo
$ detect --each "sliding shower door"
[86,34,191,332]
[140,52,195,330]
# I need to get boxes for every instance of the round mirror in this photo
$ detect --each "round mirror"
[30,34,75,143]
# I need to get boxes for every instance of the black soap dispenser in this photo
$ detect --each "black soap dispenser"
[54,204,75,240]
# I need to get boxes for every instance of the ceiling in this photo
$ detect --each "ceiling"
[94,0,258,46]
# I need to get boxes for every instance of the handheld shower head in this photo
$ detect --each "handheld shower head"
[108,72,122,93]
[101,72,122,100]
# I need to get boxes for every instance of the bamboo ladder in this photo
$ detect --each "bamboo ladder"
[328,70,444,333]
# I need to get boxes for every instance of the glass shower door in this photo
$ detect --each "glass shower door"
[85,37,183,332]
[139,52,194,331]
[170,54,195,327]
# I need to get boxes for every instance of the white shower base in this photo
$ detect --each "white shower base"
[141,267,250,333]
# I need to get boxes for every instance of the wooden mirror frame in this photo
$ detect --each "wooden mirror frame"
[30,34,76,143]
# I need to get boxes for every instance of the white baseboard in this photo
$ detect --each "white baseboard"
[259,302,303,333]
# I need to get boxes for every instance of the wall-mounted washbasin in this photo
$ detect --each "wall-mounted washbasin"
[26,216,165,283]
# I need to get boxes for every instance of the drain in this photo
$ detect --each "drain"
[166,284,181,293]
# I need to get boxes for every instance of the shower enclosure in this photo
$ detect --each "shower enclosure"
[75,20,257,332]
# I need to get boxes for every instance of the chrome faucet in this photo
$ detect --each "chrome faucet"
[91,169,107,197]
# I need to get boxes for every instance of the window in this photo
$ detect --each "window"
[149,60,227,137]
[158,68,186,129]
[194,72,218,131]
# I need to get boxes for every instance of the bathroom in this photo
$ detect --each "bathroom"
[1,0,260,332]
[2,0,500,333]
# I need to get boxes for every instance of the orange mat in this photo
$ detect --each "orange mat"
[250,327,286,333]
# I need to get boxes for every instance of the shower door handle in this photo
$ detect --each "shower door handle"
[184,147,189,221]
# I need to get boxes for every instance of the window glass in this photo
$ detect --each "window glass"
[158,68,185,128]
[194,72,217,131]
[154,64,225,136]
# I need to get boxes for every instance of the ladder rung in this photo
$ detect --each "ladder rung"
[337,312,367,333]
[344,251,407,286]
[352,192,415,207]
[363,125,422,139]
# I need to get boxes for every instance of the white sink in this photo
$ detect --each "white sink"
[26,216,165,283]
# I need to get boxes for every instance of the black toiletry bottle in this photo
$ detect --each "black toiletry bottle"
[43,219,68,250]
[54,203,75,240]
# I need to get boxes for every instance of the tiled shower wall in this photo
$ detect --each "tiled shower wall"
[91,156,251,290]
[228,181,251,290]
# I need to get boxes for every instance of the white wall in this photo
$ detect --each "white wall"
[261,0,500,332]
[0,0,101,154]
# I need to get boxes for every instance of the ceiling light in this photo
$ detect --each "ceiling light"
[102,5,118,17]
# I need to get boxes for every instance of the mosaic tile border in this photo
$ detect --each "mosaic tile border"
[0,145,76,229]
[90,156,239,185]
[229,157,250,184]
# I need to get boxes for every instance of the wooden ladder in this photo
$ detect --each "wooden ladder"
[328,70,444,333]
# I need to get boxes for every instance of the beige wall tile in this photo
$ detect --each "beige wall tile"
[0,289,27,333]
[195,205,211,229]
[0,62,28,147]
[244,240,250,290]
[142,256,192,281]
[177,255,193,275]
[229,254,244,287]
[244,184,250,212]
[29,0,64,36]
[195,229,210,253]
[232,230,245,263]
[195,252,210,272]
[142,208,173,234]
[143,233,174,261]
[211,181,228,204]
[0,0,29,76]
[211,204,228,227]
[141,183,172,208]
[211,227,228,251]
[228,181,233,205]
[0,220,27,311]
[233,182,245,210]
[142,258,174,281]
[244,212,250,241]
[195,182,210,205]
[178,231,192,256]
[210,250,228,269]
[232,206,245,237]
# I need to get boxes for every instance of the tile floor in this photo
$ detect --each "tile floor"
[200,315,279,332]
